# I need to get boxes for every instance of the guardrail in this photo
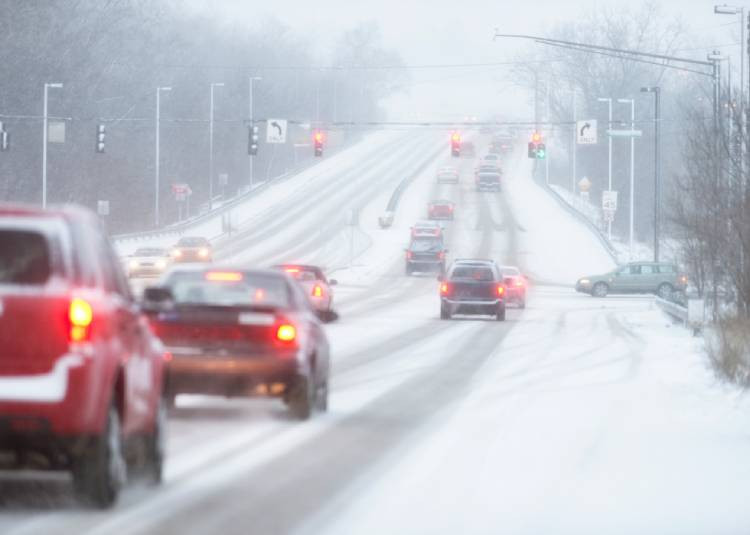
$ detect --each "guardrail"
[112,138,359,244]
[539,181,619,263]
[655,296,705,335]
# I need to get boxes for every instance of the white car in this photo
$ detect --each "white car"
[125,247,171,278]
[273,264,338,320]
[436,166,459,184]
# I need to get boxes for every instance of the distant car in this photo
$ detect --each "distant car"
[499,265,527,308]
[171,236,212,263]
[475,163,500,176]
[476,171,502,192]
[406,236,447,275]
[273,264,338,320]
[439,259,506,320]
[576,262,688,298]
[0,204,167,508]
[482,154,500,162]
[143,267,330,419]
[436,167,460,184]
[490,136,514,154]
[411,220,443,238]
[428,200,455,220]
[126,247,171,278]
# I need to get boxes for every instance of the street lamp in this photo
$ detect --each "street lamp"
[155,86,171,227]
[209,82,224,210]
[618,98,636,260]
[714,5,745,161]
[42,82,63,209]
[598,97,613,240]
[248,76,262,190]
[641,86,661,263]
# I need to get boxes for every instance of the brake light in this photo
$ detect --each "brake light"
[69,298,93,342]
[205,271,243,282]
[440,283,450,295]
[312,285,323,298]
[497,285,505,297]
[276,324,296,342]
[284,267,300,274]
[407,250,414,260]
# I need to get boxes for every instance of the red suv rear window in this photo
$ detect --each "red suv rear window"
[0,230,51,285]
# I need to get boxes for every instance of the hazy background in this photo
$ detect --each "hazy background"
[185,0,734,120]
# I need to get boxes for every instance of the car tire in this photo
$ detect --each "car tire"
[657,283,674,300]
[592,282,609,298]
[288,375,314,421]
[145,396,167,486]
[315,379,329,412]
[496,304,506,321]
[440,304,452,320]
[73,405,126,509]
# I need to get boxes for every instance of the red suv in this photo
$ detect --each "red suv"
[0,204,167,508]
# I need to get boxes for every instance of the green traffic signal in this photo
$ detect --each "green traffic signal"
[535,143,546,159]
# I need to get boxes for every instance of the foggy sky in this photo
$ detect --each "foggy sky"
[186,0,737,121]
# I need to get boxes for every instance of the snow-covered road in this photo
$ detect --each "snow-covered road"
[1,135,749,535]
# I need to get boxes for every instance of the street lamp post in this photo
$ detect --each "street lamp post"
[155,86,171,227]
[714,5,745,167]
[618,98,636,260]
[598,97,613,239]
[641,86,661,263]
[248,76,262,190]
[209,82,224,211]
[42,82,63,208]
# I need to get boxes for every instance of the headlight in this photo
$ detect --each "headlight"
[198,248,210,258]
[172,249,182,258]
[579,278,590,284]
[155,260,167,269]
[129,260,139,269]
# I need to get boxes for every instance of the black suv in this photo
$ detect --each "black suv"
[406,236,447,275]
[439,259,506,320]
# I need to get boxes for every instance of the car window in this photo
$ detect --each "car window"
[501,267,521,277]
[167,272,290,308]
[177,237,209,247]
[135,248,168,257]
[452,267,494,281]
[658,264,676,274]
[410,238,443,253]
[640,265,655,275]
[0,230,51,285]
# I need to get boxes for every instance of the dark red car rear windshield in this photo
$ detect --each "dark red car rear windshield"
[0,229,51,285]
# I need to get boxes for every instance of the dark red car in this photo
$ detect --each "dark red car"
[500,265,527,308]
[143,266,331,420]
[0,204,167,508]
[428,200,455,221]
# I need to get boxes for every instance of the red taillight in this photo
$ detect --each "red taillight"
[312,284,323,298]
[448,205,454,212]
[284,267,300,274]
[276,324,296,342]
[440,283,450,295]
[407,251,414,260]
[497,284,505,297]
[437,251,445,260]
[69,298,93,342]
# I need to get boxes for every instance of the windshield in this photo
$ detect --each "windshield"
[176,237,209,247]
[165,271,289,308]
[410,238,443,253]
[134,248,168,257]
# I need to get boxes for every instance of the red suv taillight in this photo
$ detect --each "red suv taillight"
[496,284,505,297]
[69,298,93,342]
[440,282,451,296]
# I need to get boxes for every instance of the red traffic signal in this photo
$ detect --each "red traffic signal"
[451,132,461,143]
[450,132,461,157]
[313,130,324,157]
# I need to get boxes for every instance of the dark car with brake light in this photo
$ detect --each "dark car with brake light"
[439,260,506,320]
[406,236,447,275]
[143,267,330,420]
[428,200,455,221]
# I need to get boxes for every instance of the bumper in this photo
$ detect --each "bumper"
[407,260,443,271]
[128,266,167,278]
[575,282,593,293]
[442,298,502,314]
[504,288,526,302]
[477,183,501,190]
[429,213,453,220]
[436,178,459,184]
[166,353,300,397]
[0,352,110,437]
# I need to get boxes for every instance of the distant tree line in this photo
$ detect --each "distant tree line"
[0,1,405,233]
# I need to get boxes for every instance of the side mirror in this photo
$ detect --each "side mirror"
[141,286,174,313]
[329,279,338,286]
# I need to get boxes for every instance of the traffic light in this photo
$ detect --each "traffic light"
[95,124,105,153]
[527,142,536,158]
[451,132,461,157]
[535,143,546,159]
[0,122,8,152]
[314,130,324,157]
[531,131,542,143]
[248,125,259,155]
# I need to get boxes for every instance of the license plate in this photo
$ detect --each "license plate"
[238,312,275,326]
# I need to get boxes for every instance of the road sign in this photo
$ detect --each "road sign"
[172,183,192,202]
[577,120,597,145]
[266,119,287,144]
[218,173,229,187]
[602,190,618,212]
[48,121,65,143]
[97,200,109,216]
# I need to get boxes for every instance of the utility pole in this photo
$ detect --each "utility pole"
[154,86,171,227]
[208,82,224,211]
[572,91,577,193]
[618,99,636,260]
[641,86,661,262]
[42,82,63,208]
[248,76,261,190]
[598,97,613,240]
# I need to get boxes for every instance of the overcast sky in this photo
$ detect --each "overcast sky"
[185,0,737,120]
